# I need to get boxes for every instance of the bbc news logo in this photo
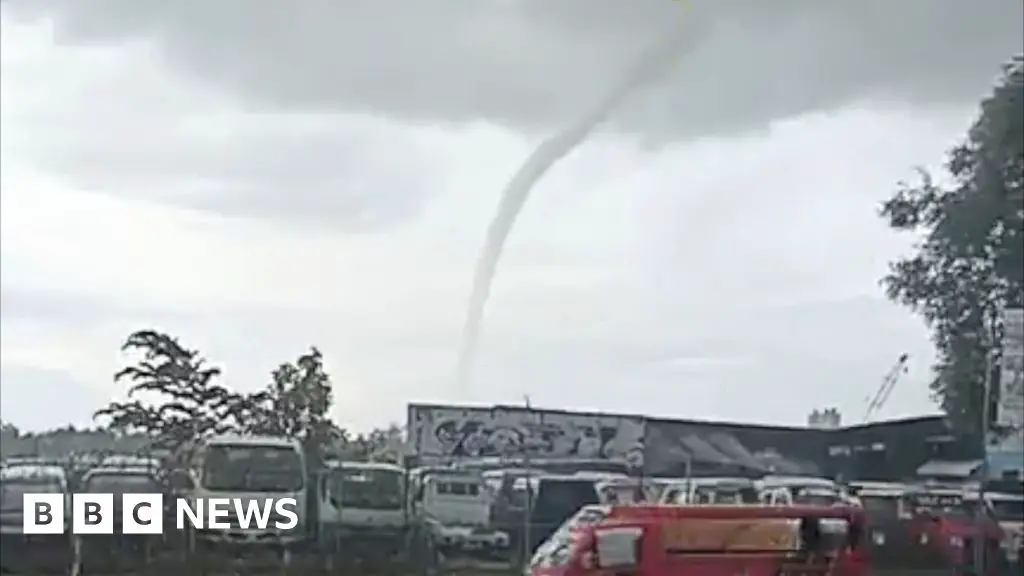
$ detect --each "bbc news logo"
[23,494,299,534]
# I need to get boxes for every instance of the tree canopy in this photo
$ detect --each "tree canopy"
[880,55,1023,433]
[94,329,396,462]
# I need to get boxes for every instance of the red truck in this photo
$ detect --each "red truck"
[528,504,867,576]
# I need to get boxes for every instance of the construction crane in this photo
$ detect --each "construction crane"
[863,353,910,423]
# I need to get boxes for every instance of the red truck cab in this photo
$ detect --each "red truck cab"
[528,504,867,576]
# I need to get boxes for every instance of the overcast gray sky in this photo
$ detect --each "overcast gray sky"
[1,1,1021,431]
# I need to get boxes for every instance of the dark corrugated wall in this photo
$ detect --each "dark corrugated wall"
[642,415,975,480]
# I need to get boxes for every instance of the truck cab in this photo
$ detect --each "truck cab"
[318,461,407,553]
[75,463,163,572]
[410,468,508,555]
[316,460,439,573]
[0,463,74,573]
[187,434,308,559]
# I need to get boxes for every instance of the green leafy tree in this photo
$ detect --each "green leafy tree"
[246,347,340,461]
[94,330,249,457]
[880,56,1023,433]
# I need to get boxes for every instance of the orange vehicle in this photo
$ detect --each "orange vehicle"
[528,504,867,576]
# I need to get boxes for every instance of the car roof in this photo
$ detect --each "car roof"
[82,466,158,479]
[204,435,302,448]
[0,464,67,482]
[758,475,837,487]
[987,491,1024,502]
[324,460,403,473]
[609,504,863,521]
[852,481,907,496]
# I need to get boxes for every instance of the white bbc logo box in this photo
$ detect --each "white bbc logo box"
[23,493,164,535]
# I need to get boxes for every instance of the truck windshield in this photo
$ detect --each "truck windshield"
[0,480,61,512]
[331,468,404,510]
[202,445,304,492]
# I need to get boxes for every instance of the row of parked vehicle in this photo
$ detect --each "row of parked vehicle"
[520,474,1023,575]
[2,439,1022,575]
[1,435,442,574]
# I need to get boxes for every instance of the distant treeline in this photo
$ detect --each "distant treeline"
[0,424,150,458]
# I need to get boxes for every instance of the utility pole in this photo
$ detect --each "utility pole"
[522,394,534,569]
[974,306,998,574]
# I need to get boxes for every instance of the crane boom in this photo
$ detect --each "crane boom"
[863,353,909,423]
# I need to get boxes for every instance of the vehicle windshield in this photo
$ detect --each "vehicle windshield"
[435,479,482,497]
[0,479,62,512]
[794,490,844,507]
[330,467,404,510]
[859,494,900,517]
[694,484,759,505]
[83,473,158,494]
[989,498,1024,522]
[202,444,304,492]
[533,480,600,524]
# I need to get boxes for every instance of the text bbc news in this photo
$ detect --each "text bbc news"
[22,494,299,535]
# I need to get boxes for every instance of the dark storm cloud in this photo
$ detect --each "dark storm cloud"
[7,0,1021,138]
[13,107,437,229]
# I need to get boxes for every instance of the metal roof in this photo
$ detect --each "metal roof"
[916,459,983,478]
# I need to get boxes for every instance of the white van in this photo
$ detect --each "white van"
[410,469,507,551]
[319,461,406,530]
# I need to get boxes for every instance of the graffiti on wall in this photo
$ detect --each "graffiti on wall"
[408,404,645,466]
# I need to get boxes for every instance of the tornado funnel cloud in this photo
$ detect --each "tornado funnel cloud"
[456,17,694,392]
